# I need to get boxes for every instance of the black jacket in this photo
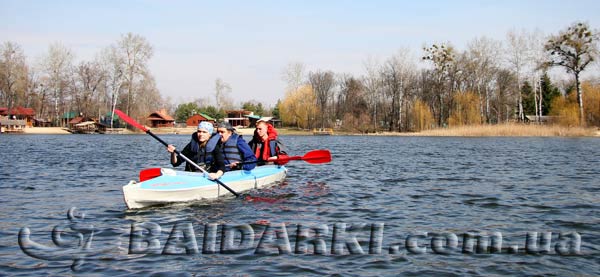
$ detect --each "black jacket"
[172,133,226,173]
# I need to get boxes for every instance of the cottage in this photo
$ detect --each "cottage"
[0,106,35,127]
[524,115,557,124]
[186,113,216,127]
[147,109,175,128]
[61,111,78,127]
[68,116,92,129]
[0,118,26,133]
[224,110,270,127]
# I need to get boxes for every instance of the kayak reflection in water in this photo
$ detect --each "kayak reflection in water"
[167,121,225,180]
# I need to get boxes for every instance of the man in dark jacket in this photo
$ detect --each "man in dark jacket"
[167,121,225,180]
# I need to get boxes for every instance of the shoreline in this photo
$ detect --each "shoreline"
[13,125,600,137]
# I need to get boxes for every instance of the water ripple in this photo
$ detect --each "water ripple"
[0,135,599,275]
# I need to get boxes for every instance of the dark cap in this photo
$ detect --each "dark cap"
[217,121,236,131]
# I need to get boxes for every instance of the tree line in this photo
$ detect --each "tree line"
[0,33,163,127]
[0,32,272,128]
[278,22,600,132]
[2,22,599,131]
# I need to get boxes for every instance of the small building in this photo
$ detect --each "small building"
[224,110,257,127]
[101,111,123,128]
[61,111,78,127]
[0,118,26,133]
[252,116,283,128]
[0,106,35,127]
[67,116,105,133]
[33,118,52,127]
[147,109,175,128]
[68,116,93,129]
[186,113,216,127]
[524,115,557,124]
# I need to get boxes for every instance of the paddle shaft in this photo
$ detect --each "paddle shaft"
[146,130,240,197]
[238,150,331,165]
[113,109,239,197]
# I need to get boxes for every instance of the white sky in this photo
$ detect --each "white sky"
[1,0,599,107]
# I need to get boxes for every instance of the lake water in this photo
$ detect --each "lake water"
[1,134,599,276]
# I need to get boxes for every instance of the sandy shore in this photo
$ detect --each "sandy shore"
[22,127,71,134]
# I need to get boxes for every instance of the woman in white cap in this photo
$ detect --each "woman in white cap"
[166,121,225,180]
[216,121,257,171]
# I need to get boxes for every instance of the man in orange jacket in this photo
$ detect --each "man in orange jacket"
[248,120,288,165]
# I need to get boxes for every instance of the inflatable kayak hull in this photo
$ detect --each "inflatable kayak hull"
[123,165,287,209]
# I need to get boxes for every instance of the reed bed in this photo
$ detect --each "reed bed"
[411,123,598,137]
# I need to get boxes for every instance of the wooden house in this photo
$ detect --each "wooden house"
[0,118,26,133]
[147,109,175,128]
[0,106,35,127]
[224,110,254,127]
[186,113,216,127]
[61,111,78,127]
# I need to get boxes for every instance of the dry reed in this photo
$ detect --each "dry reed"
[412,123,598,137]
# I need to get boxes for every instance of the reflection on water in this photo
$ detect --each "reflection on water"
[1,135,599,275]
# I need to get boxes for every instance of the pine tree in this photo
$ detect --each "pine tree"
[540,73,561,115]
[521,81,536,115]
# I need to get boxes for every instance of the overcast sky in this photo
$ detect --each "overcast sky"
[2,0,599,107]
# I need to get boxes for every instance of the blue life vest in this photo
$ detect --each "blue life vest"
[190,134,220,166]
[222,133,243,164]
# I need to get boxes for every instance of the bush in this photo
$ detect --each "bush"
[410,99,435,131]
[550,95,580,127]
[448,91,482,127]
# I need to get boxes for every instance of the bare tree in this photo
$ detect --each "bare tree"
[214,78,232,110]
[423,43,456,126]
[526,29,547,122]
[308,70,335,128]
[100,45,125,128]
[116,33,153,115]
[545,22,598,125]
[39,43,74,126]
[336,74,367,118]
[381,49,416,131]
[506,30,531,121]
[281,62,306,92]
[465,37,502,123]
[135,73,163,118]
[0,41,28,117]
[363,57,383,130]
[73,60,104,117]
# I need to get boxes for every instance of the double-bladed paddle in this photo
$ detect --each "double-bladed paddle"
[114,109,240,197]
[140,150,332,181]
[239,149,332,165]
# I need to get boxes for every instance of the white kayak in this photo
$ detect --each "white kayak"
[122,165,287,209]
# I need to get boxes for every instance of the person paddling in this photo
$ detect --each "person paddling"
[216,121,257,171]
[248,120,288,165]
[167,121,225,180]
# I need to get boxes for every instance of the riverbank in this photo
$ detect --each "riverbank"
[15,124,600,137]
[21,127,71,134]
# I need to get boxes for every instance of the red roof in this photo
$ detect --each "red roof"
[0,106,35,116]
[147,109,174,121]
[69,116,84,124]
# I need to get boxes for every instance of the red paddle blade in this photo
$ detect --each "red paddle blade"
[114,109,148,132]
[140,168,162,182]
[302,149,331,164]
[274,150,332,165]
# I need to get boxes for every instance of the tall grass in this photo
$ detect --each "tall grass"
[414,123,598,137]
